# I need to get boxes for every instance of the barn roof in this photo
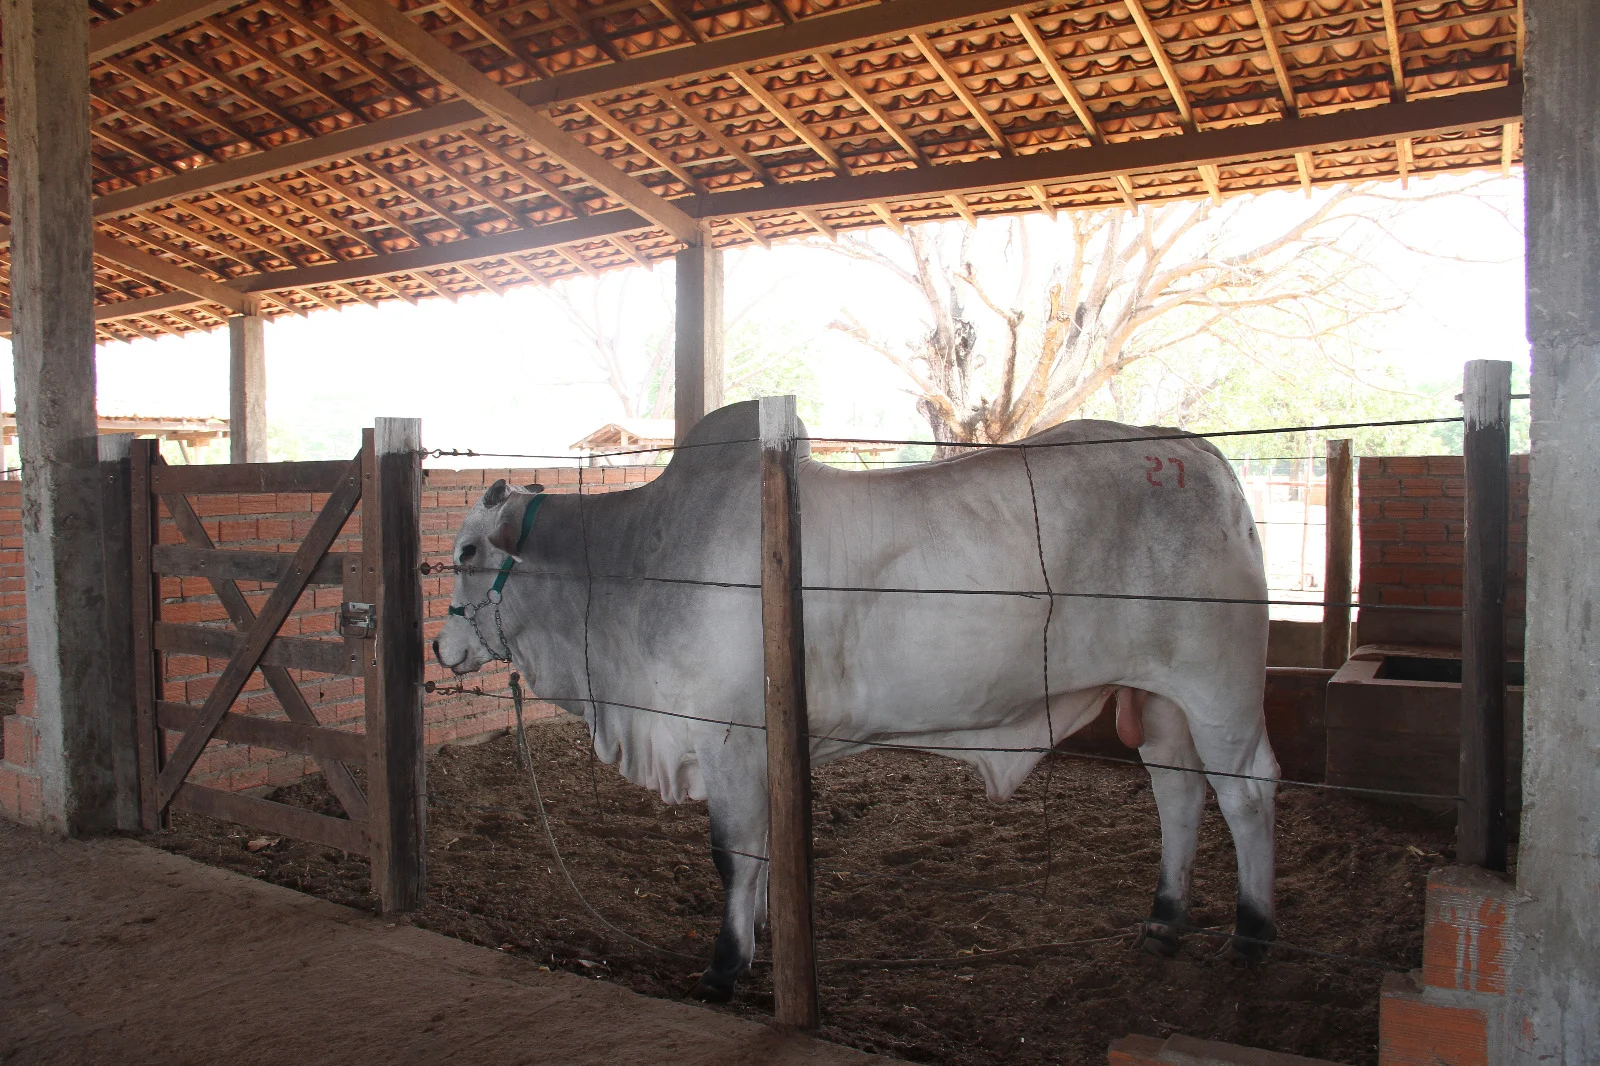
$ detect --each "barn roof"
[1,0,1522,343]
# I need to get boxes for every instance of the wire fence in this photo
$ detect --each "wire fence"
[419,409,1475,985]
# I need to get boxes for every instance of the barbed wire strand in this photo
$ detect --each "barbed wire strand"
[426,684,1462,803]
[801,415,1465,452]
[423,561,1447,614]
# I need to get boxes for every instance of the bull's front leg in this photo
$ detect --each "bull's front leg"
[690,730,769,1003]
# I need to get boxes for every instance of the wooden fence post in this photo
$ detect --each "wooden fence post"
[128,438,166,831]
[364,419,427,911]
[1321,439,1354,668]
[1459,360,1510,871]
[758,395,819,1030]
[99,433,141,830]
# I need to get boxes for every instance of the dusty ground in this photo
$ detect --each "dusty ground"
[153,717,1459,1065]
[0,820,877,1066]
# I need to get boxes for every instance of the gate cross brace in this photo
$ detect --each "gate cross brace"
[155,453,366,806]
[156,460,370,822]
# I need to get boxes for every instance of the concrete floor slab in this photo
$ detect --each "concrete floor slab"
[0,822,879,1066]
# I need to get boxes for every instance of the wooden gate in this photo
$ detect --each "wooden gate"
[129,419,426,911]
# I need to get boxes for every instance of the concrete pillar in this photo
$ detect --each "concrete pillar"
[673,243,724,444]
[229,314,267,463]
[4,0,119,834]
[1506,0,1600,1059]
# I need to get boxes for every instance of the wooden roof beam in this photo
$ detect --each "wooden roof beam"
[89,0,248,62]
[223,87,1523,293]
[572,100,708,193]
[327,0,701,243]
[728,69,848,174]
[1379,0,1407,101]
[1501,121,1519,175]
[1295,150,1314,196]
[649,0,705,45]
[1198,164,1222,204]
[1247,0,1297,117]
[815,53,929,167]
[913,31,1014,157]
[89,0,1049,219]
[90,233,254,313]
[1010,14,1101,145]
[1122,0,1195,132]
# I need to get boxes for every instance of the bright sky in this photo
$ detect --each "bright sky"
[0,172,1527,464]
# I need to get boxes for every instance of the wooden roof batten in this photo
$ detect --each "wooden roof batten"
[0,0,1525,336]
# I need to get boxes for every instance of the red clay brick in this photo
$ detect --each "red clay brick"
[1400,477,1444,498]
[1379,500,1427,520]
[1379,973,1487,1066]
[1382,457,1431,476]
[1426,456,1465,476]
[1422,868,1513,995]
[16,770,41,823]
[4,715,36,768]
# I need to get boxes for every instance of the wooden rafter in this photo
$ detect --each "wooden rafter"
[91,233,253,313]
[326,0,700,243]
[1122,0,1195,131]
[1010,14,1100,145]
[912,31,1012,157]
[729,69,847,173]
[89,0,249,62]
[1378,0,1407,100]
[215,87,1523,295]
[1501,121,1519,175]
[815,53,928,167]
[1247,0,1297,117]
[1295,150,1315,196]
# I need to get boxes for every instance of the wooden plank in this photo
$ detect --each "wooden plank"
[365,420,428,913]
[92,234,253,314]
[172,783,369,855]
[157,702,367,764]
[90,0,250,61]
[154,622,358,677]
[231,89,1524,296]
[100,435,142,828]
[155,458,364,805]
[151,544,350,586]
[151,458,349,494]
[1321,439,1353,669]
[85,0,1036,219]
[1459,360,1510,871]
[709,87,1524,216]
[758,396,819,1030]
[159,480,371,821]
[130,440,167,831]
[328,0,700,244]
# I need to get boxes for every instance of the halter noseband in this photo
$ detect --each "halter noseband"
[449,492,546,662]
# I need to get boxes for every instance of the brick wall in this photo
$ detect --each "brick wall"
[1356,455,1529,651]
[0,480,24,666]
[0,463,662,819]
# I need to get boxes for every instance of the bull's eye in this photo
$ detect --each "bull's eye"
[460,543,478,563]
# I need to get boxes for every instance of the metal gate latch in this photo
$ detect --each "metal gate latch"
[337,601,375,637]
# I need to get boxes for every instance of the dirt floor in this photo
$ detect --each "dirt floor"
[152,717,1460,1066]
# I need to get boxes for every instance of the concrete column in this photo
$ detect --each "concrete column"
[229,314,267,463]
[4,0,119,834]
[673,243,725,444]
[1506,0,1600,1059]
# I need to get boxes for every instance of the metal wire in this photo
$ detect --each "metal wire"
[801,415,1465,452]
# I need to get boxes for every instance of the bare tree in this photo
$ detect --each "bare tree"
[823,188,1405,447]
[539,269,675,420]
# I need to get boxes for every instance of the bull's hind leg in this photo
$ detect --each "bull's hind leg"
[690,735,768,1003]
[1135,694,1206,956]
[1190,721,1279,963]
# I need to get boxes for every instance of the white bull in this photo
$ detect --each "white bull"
[435,401,1277,1000]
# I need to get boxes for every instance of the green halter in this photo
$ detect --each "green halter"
[448,493,546,660]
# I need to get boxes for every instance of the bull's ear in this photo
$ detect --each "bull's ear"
[482,478,510,508]
[486,488,537,557]
[522,482,544,494]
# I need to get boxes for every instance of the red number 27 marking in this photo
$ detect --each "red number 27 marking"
[1144,456,1186,488]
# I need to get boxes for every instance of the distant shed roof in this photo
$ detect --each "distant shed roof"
[0,0,1521,343]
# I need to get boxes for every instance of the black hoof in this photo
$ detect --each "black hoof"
[1217,903,1276,964]
[1135,921,1182,957]
[689,973,736,1003]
